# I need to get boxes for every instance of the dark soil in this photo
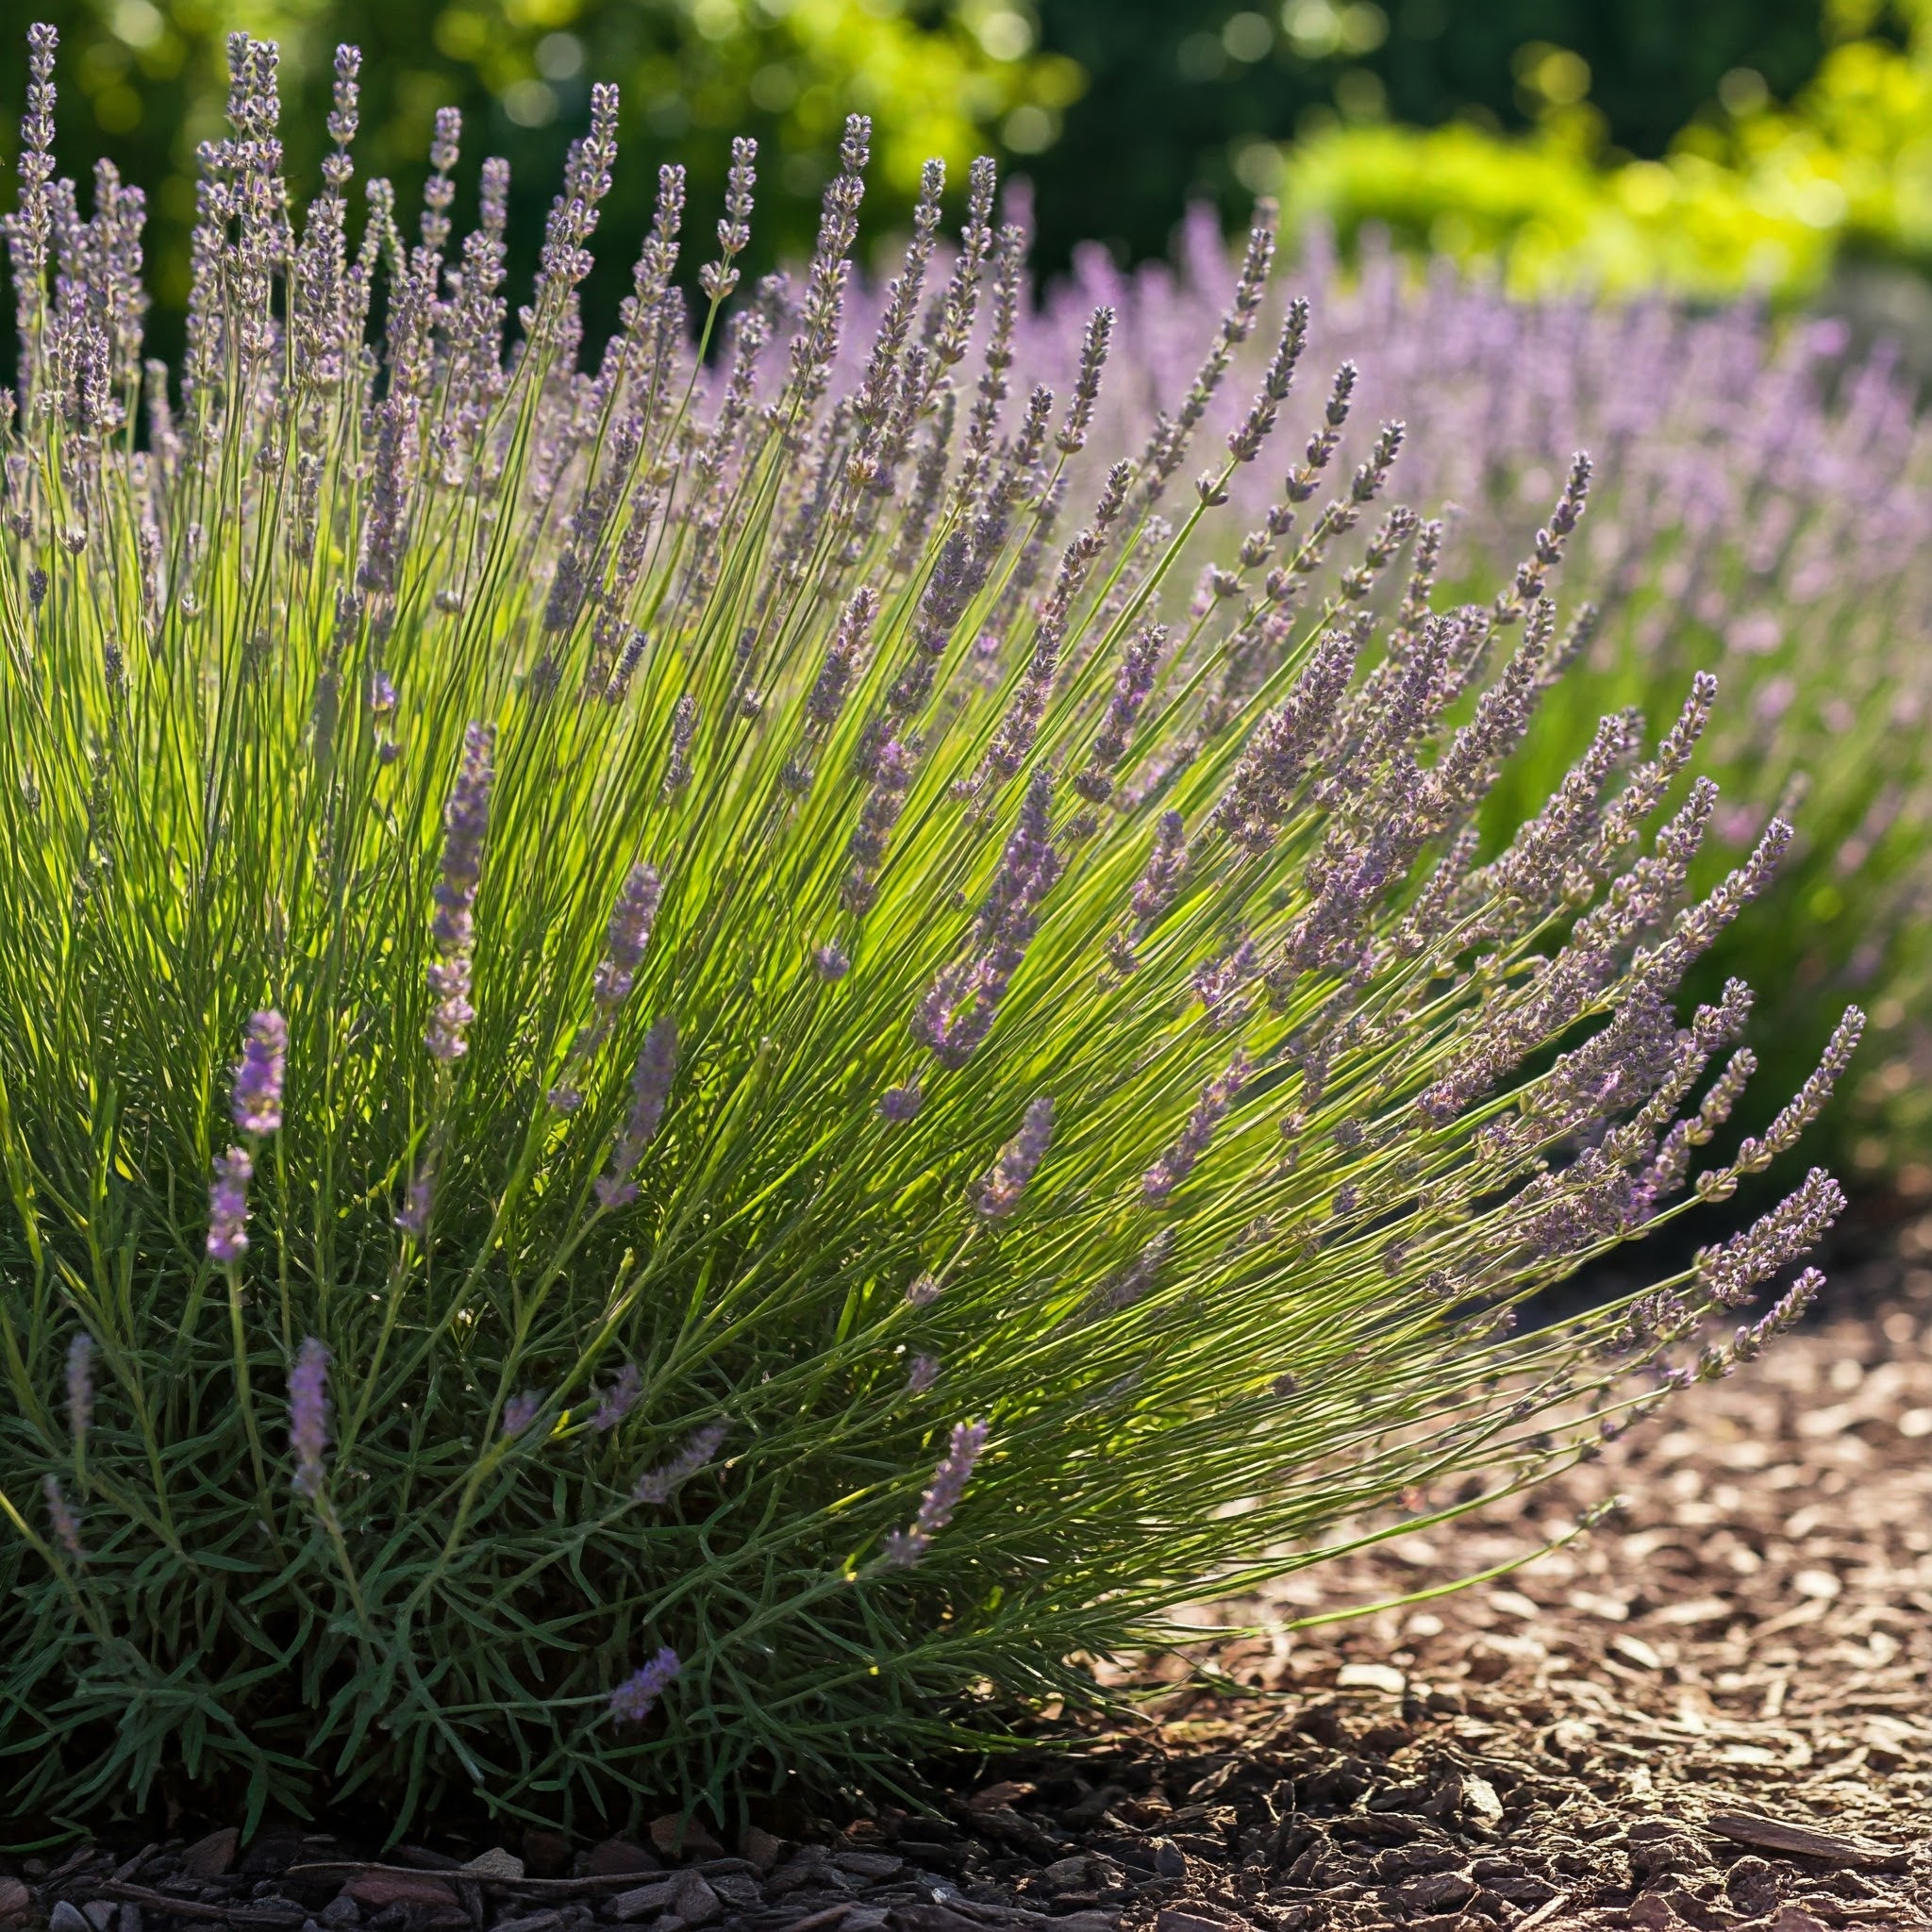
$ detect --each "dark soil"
[7,1261,1928,1932]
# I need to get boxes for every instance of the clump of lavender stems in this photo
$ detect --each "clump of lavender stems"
[0,25,1864,1830]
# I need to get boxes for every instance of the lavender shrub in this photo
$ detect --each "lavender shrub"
[0,30,1858,1827]
[1016,212,1932,1183]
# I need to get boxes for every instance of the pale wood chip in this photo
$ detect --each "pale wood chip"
[1704,1811,1911,1868]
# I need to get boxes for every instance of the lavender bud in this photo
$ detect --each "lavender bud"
[395,1165,432,1239]
[426,723,495,1062]
[42,1474,83,1561]
[591,1362,642,1432]
[974,1096,1053,1219]
[502,1391,544,1438]
[907,1354,941,1393]
[905,1271,941,1307]
[230,1008,288,1136]
[592,863,662,1015]
[814,941,850,981]
[289,1335,331,1498]
[1131,811,1187,925]
[207,1146,254,1263]
[882,1418,988,1568]
[633,1418,729,1503]
[1143,1054,1246,1204]
[596,1016,678,1209]
[1732,1267,1826,1362]
[1693,1169,1845,1307]
[878,1082,924,1123]
[607,1644,681,1724]
[66,1331,93,1447]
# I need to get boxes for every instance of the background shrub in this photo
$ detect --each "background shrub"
[1017,212,1931,1179]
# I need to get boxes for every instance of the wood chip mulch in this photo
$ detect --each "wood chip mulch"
[6,1262,1929,1932]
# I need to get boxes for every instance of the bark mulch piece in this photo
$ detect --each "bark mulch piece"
[6,1266,1929,1932]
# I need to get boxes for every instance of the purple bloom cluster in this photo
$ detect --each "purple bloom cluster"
[42,1473,82,1561]
[206,1006,291,1263]
[425,722,495,1063]
[206,1147,254,1264]
[289,1336,331,1499]
[231,1009,288,1136]
[591,1362,643,1433]
[596,1015,678,1209]
[607,1644,681,1724]
[632,1419,728,1504]
[913,772,1062,1069]
[1143,1053,1247,1205]
[974,1097,1054,1220]
[502,1391,545,1438]
[66,1331,92,1447]
[883,1419,988,1568]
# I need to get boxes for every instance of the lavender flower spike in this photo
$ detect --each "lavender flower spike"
[503,1391,545,1438]
[395,1164,432,1239]
[207,1146,254,1263]
[607,1644,681,1724]
[591,1361,642,1432]
[883,1419,989,1567]
[597,1015,678,1208]
[592,863,661,1016]
[974,1097,1053,1218]
[289,1336,331,1498]
[42,1474,83,1561]
[1143,1053,1247,1204]
[877,1080,923,1123]
[632,1418,729,1503]
[231,1008,288,1136]
[425,722,496,1063]
[66,1331,93,1448]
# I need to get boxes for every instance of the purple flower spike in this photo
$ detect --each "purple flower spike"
[425,722,496,1063]
[877,1081,923,1123]
[592,863,662,1016]
[231,1008,288,1137]
[289,1336,331,1499]
[66,1332,93,1447]
[592,1362,643,1432]
[42,1474,84,1561]
[607,1644,682,1724]
[632,1419,728,1504]
[503,1391,544,1438]
[907,1354,940,1394]
[974,1097,1054,1219]
[596,1016,678,1209]
[395,1164,432,1239]
[883,1419,988,1568]
[207,1146,254,1263]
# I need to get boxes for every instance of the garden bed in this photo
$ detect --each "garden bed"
[7,1263,1928,1932]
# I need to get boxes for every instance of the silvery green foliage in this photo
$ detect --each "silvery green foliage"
[0,27,1852,1828]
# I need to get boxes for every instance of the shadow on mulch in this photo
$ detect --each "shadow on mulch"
[7,1251,1930,1932]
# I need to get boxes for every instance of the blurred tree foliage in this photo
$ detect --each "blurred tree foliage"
[1024,0,1837,275]
[1274,0,1932,300]
[0,0,1914,364]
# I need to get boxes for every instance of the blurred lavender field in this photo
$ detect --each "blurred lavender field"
[900,208,1931,1183]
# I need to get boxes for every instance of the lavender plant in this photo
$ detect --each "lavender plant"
[1024,213,1932,1181]
[0,28,1857,1830]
